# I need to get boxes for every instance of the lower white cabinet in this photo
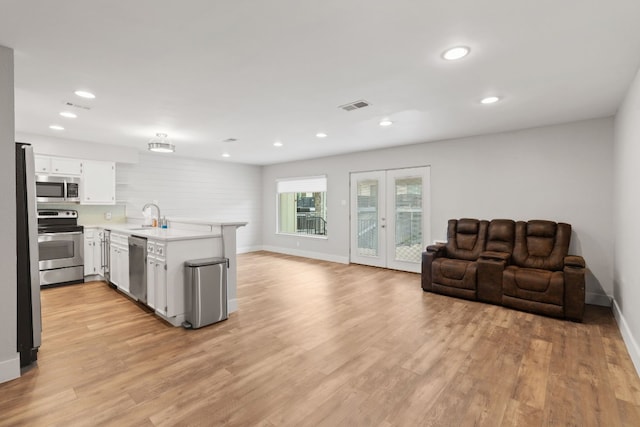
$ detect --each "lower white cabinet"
[144,237,221,326]
[84,228,105,277]
[146,240,167,314]
[109,232,129,292]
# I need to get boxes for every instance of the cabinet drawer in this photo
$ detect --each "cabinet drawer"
[110,233,128,246]
[155,243,166,257]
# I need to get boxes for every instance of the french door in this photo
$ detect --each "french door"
[349,167,430,273]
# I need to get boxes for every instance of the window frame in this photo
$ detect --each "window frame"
[275,175,328,239]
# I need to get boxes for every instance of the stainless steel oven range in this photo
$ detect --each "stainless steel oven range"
[37,209,84,287]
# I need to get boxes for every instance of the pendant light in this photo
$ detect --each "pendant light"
[148,133,175,153]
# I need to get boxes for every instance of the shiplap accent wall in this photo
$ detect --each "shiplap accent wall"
[116,152,262,252]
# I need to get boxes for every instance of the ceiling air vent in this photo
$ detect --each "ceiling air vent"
[222,138,237,143]
[339,99,370,112]
[63,101,91,110]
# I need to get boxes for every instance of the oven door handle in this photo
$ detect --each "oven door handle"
[39,231,83,236]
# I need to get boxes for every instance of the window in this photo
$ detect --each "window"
[277,176,327,237]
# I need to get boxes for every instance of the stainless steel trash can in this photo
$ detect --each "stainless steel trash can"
[183,257,228,329]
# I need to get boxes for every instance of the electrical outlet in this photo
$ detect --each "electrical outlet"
[104,211,112,220]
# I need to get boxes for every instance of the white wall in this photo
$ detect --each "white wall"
[263,118,614,305]
[613,65,640,373]
[0,45,19,383]
[117,152,263,252]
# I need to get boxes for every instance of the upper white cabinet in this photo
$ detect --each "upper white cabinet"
[80,160,116,205]
[35,154,117,206]
[35,155,82,175]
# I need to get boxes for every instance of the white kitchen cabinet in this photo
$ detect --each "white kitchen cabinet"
[84,228,105,277]
[34,155,51,174]
[109,232,129,292]
[80,160,116,205]
[34,155,82,175]
[131,236,221,325]
[146,240,167,314]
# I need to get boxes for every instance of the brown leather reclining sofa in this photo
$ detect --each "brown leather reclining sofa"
[422,218,586,322]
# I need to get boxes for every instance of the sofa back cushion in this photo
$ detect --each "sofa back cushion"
[486,219,515,253]
[445,218,488,261]
[512,220,571,270]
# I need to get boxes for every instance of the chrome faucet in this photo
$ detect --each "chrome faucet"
[142,203,161,227]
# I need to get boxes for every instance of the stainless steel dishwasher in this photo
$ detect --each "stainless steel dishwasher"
[128,235,147,303]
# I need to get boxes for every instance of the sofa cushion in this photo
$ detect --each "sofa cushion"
[503,266,564,306]
[486,219,515,253]
[432,258,477,290]
[512,221,571,271]
[445,218,489,261]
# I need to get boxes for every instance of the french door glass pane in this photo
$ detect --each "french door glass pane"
[357,179,378,257]
[395,177,422,262]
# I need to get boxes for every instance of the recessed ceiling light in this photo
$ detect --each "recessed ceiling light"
[442,46,470,61]
[273,141,283,147]
[49,125,64,130]
[480,96,500,104]
[59,111,77,118]
[222,153,231,158]
[316,132,328,138]
[379,119,393,127]
[74,90,95,99]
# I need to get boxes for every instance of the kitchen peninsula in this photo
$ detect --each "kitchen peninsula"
[85,219,247,327]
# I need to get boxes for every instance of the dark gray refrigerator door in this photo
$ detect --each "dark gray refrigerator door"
[16,143,42,367]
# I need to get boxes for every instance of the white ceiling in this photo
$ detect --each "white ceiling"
[1,0,640,165]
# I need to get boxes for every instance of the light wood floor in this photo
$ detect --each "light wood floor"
[1,251,640,426]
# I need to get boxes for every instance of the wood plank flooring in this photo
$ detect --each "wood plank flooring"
[1,251,640,426]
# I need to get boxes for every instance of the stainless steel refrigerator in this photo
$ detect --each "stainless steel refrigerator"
[16,142,42,367]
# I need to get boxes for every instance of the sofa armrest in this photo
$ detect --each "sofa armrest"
[426,243,446,256]
[564,255,585,269]
[422,244,446,292]
[477,252,509,305]
[480,251,511,263]
[564,257,586,322]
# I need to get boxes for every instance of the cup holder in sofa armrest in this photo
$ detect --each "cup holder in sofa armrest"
[479,251,511,263]
[564,255,586,269]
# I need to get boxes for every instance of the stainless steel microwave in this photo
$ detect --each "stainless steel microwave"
[35,175,80,203]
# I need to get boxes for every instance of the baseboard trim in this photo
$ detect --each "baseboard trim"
[612,299,640,377]
[262,246,349,265]
[237,245,263,254]
[229,298,238,314]
[0,354,21,384]
[586,292,612,307]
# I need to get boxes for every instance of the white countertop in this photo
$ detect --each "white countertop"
[88,223,222,242]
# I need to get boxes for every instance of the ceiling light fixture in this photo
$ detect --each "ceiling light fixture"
[59,111,77,118]
[148,133,175,153]
[273,141,283,147]
[222,153,231,158]
[49,125,64,130]
[74,90,96,99]
[316,132,328,138]
[379,119,393,127]
[480,96,500,104]
[442,46,470,61]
